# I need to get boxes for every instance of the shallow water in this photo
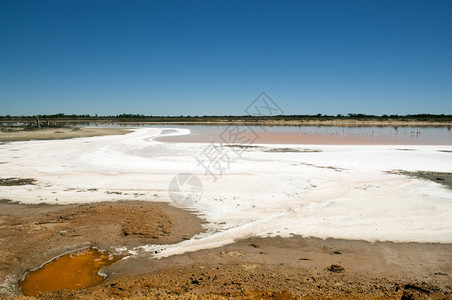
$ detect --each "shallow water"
[151,125,452,145]
[20,247,122,296]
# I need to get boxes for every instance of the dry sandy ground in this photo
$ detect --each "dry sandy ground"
[0,200,202,297]
[0,127,130,142]
[0,200,450,299]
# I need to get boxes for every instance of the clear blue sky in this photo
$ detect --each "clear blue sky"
[1,0,451,116]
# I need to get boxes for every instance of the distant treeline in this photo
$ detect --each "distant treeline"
[0,113,451,122]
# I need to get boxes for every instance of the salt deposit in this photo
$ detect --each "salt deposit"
[1,127,451,258]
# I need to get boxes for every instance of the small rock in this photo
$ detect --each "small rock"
[327,264,345,273]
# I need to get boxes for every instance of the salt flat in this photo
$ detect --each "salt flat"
[1,127,451,258]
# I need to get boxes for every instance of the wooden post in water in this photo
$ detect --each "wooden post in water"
[34,116,40,128]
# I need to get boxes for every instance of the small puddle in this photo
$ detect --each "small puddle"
[20,247,123,296]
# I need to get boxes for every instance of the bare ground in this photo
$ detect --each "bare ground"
[390,171,452,190]
[0,200,450,299]
[0,200,203,296]
[0,127,130,142]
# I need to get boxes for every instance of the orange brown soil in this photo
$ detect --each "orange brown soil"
[1,200,451,299]
[0,200,202,296]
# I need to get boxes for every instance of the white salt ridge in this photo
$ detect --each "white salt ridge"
[0,127,451,259]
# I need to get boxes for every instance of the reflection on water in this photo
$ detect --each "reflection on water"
[150,124,452,145]
[2,121,450,144]
[20,247,122,296]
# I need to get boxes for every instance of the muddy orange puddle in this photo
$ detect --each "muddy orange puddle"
[20,247,123,296]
